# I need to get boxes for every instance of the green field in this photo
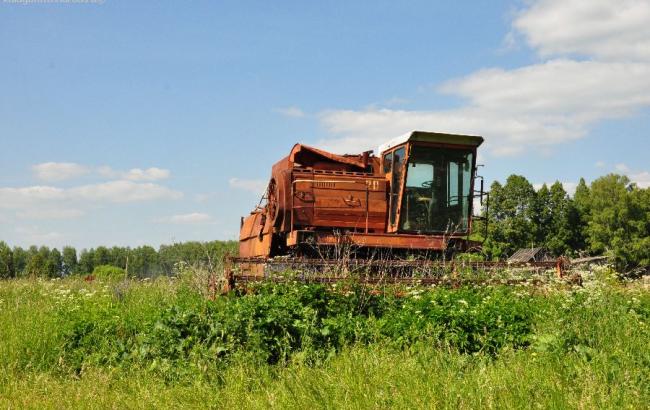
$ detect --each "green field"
[1,272,648,409]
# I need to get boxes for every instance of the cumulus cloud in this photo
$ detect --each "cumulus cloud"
[439,60,650,119]
[0,186,66,209]
[615,163,650,188]
[14,226,63,246]
[615,163,631,173]
[155,212,213,224]
[318,60,650,156]
[16,208,85,220]
[31,162,171,182]
[630,171,650,188]
[513,0,650,61]
[69,180,182,203]
[97,166,170,181]
[315,0,650,157]
[3,162,180,222]
[32,162,90,182]
[319,106,584,156]
[0,181,182,211]
[229,178,267,195]
[275,106,306,118]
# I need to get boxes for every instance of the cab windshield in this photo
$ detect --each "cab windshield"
[399,145,473,233]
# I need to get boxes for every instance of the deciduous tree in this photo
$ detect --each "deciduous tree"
[62,246,78,276]
[0,241,14,278]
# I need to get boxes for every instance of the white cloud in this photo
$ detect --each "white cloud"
[275,106,305,118]
[70,181,182,203]
[156,212,213,224]
[314,0,650,158]
[439,60,650,119]
[32,162,89,182]
[31,162,171,182]
[318,59,650,156]
[97,166,170,181]
[562,182,579,196]
[514,0,650,61]
[595,161,606,168]
[629,171,650,188]
[16,208,85,220]
[2,162,182,224]
[14,226,63,246]
[615,163,631,173]
[0,181,182,210]
[229,178,267,195]
[318,105,585,156]
[0,186,66,209]
[615,163,650,188]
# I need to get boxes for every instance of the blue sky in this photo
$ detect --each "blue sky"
[1,0,649,249]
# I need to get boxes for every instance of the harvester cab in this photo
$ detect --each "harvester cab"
[238,131,484,263]
[377,131,484,236]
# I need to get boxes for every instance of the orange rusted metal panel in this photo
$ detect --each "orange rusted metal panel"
[286,230,450,250]
[238,131,484,259]
[239,212,273,258]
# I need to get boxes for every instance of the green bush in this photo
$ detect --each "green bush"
[56,283,534,380]
[91,265,126,280]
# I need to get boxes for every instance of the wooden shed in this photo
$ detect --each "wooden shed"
[508,247,553,263]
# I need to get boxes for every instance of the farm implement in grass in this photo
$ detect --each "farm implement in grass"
[227,130,589,293]
[221,256,586,293]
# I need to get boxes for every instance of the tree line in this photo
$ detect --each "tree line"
[478,173,649,271]
[0,240,237,279]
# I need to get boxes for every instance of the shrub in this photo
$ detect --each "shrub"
[91,265,126,280]
[56,282,535,380]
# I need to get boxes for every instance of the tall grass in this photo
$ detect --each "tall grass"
[0,276,648,409]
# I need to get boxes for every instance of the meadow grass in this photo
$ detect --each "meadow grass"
[0,276,648,409]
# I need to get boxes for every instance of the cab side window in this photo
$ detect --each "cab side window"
[389,147,405,226]
[383,151,393,174]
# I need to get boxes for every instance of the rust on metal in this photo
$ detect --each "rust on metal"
[227,257,562,270]
[222,256,581,292]
[227,130,580,287]
[237,130,486,267]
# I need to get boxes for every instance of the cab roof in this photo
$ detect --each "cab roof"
[377,131,484,155]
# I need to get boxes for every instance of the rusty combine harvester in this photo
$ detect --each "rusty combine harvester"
[225,131,571,289]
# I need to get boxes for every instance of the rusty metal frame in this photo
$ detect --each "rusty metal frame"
[291,177,376,234]
[385,143,408,233]
[222,256,576,293]
[239,131,487,262]
[285,230,466,250]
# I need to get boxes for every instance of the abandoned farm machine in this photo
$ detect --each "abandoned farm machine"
[224,131,571,289]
